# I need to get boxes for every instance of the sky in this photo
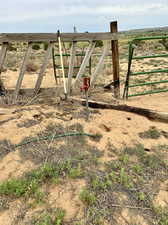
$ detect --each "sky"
[1,0,168,33]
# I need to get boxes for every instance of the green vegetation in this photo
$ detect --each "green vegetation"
[0,163,53,198]
[159,39,168,51]
[0,122,168,224]
[0,161,85,199]
[32,43,41,50]
[68,163,84,179]
[95,40,103,48]
[0,142,167,224]
[119,167,133,188]
[91,174,113,191]
[139,127,161,139]
[7,43,17,51]
[33,208,65,225]
[154,207,168,225]
[43,42,49,50]
[133,39,145,47]
[80,189,97,206]
[132,164,143,174]
[78,143,168,224]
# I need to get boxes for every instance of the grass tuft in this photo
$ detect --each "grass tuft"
[139,127,161,139]
[0,161,84,199]
[80,189,97,206]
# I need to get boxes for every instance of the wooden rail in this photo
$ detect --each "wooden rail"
[0,32,118,43]
[1,26,167,43]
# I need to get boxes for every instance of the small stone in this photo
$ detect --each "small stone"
[99,124,111,132]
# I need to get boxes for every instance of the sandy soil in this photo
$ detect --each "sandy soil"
[0,50,168,224]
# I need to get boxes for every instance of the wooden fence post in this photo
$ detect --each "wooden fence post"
[34,42,54,94]
[0,42,8,92]
[14,42,32,100]
[72,41,96,89]
[67,41,77,95]
[110,21,120,98]
[90,41,110,87]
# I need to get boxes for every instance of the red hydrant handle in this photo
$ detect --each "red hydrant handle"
[81,77,90,92]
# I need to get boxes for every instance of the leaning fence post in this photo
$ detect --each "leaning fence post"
[0,42,8,92]
[110,21,120,98]
[14,42,33,100]
[67,41,77,95]
[34,42,54,94]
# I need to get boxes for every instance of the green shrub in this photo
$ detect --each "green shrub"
[80,189,96,206]
[0,178,38,197]
[0,163,59,198]
[159,39,168,51]
[68,164,84,179]
[132,39,145,47]
[35,208,65,225]
[54,208,65,225]
[95,40,103,48]
[139,127,161,139]
[43,42,49,50]
[7,43,17,51]
[32,43,41,50]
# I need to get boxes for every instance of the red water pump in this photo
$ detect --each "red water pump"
[80,77,90,120]
[80,77,90,92]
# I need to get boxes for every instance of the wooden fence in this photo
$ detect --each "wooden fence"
[0,21,120,100]
[1,21,168,101]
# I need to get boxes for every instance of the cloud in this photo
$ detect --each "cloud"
[0,0,168,31]
[2,3,168,22]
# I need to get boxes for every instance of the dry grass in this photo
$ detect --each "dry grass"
[26,61,39,72]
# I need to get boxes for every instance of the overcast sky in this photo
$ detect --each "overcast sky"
[1,0,168,32]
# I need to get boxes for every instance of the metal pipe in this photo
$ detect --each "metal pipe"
[133,54,168,60]
[128,79,168,88]
[131,69,168,76]
[128,89,168,97]
[58,30,67,98]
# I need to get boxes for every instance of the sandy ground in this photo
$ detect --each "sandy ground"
[0,93,168,224]
[0,90,167,177]
[0,54,168,224]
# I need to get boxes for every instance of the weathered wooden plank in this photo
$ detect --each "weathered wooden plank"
[34,42,54,94]
[71,97,168,123]
[58,31,67,97]
[0,26,167,43]
[14,42,33,100]
[0,43,8,71]
[0,33,118,43]
[90,41,110,87]
[67,41,77,95]
[52,47,58,84]
[72,41,96,88]
[0,43,8,92]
